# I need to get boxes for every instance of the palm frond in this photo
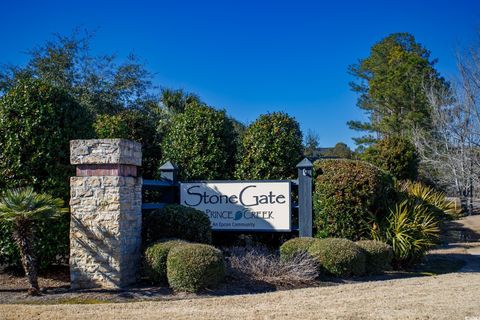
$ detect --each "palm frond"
[0,188,65,222]
[373,198,440,267]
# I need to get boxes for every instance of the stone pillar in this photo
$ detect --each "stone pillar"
[69,139,142,289]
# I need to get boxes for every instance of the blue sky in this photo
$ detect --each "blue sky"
[0,0,479,147]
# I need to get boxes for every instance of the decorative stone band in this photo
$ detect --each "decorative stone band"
[76,164,138,177]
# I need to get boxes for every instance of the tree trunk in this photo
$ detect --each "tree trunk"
[12,219,39,296]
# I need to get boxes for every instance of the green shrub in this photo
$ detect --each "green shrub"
[94,109,162,178]
[308,238,366,277]
[167,243,225,292]
[313,159,395,240]
[279,237,317,261]
[371,200,440,268]
[361,136,419,181]
[161,102,238,180]
[236,112,303,180]
[0,78,94,200]
[143,205,212,246]
[144,240,187,284]
[356,240,393,274]
[0,211,69,270]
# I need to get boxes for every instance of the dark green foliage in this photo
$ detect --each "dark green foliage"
[94,108,162,178]
[144,240,187,284]
[167,243,225,292]
[279,237,317,261]
[236,112,303,180]
[356,240,393,274]
[143,205,212,246]
[361,136,419,180]
[0,212,69,270]
[308,238,366,277]
[0,78,94,200]
[313,159,395,240]
[161,102,238,180]
[348,33,449,145]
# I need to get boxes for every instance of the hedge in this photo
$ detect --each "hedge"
[144,240,187,284]
[356,240,393,274]
[143,204,212,246]
[313,159,395,240]
[279,237,317,261]
[308,238,366,277]
[0,212,69,270]
[167,243,225,292]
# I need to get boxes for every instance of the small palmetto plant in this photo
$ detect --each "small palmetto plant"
[399,181,460,219]
[371,200,440,268]
[0,188,65,295]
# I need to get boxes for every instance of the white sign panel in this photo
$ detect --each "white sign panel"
[180,181,291,231]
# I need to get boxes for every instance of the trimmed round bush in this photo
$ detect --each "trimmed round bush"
[356,240,393,274]
[144,240,187,284]
[313,159,395,240]
[143,204,212,245]
[279,237,317,261]
[235,112,303,180]
[308,238,366,277]
[167,243,225,292]
[161,102,238,180]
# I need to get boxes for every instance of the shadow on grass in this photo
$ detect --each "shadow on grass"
[441,219,480,243]
[411,253,470,275]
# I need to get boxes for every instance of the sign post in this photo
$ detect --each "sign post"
[297,158,313,237]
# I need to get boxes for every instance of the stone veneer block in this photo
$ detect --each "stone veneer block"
[70,139,142,166]
[69,139,142,289]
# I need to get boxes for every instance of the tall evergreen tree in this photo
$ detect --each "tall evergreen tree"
[348,33,448,146]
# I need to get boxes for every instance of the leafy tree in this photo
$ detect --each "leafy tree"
[161,102,237,180]
[348,33,448,146]
[0,188,65,295]
[361,136,419,181]
[304,130,320,160]
[323,142,353,159]
[0,78,94,200]
[0,30,153,115]
[236,112,303,180]
[94,108,163,178]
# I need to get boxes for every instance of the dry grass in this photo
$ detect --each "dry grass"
[1,272,479,319]
[225,246,318,286]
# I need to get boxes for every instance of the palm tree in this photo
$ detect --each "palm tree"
[0,188,65,295]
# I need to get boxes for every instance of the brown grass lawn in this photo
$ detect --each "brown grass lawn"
[1,272,479,320]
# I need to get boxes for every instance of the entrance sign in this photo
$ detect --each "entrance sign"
[180,181,291,231]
